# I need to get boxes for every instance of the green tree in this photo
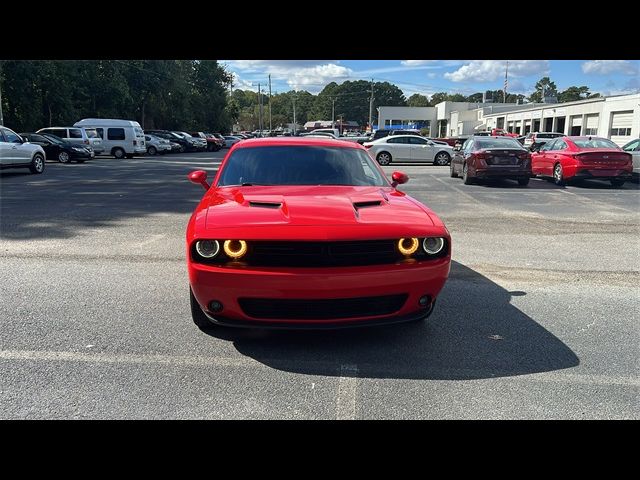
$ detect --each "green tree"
[528,77,558,103]
[407,93,431,107]
[558,85,600,103]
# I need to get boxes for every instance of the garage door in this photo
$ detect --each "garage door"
[585,114,599,135]
[610,111,633,145]
[570,116,582,135]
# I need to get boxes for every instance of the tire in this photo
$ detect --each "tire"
[112,147,125,159]
[190,287,213,330]
[434,151,451,166]
[147,146,157,156]
[462,163,474,185]
[58,151,71,163]
[29,153,45,174]
[450,162,458,178]
[179,145,186,154]
[610,178,626,188]
[376,151,392,165]
[517,177,530,186]
[553,163,565,186]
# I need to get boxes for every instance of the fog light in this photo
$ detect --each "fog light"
[397,237,419,255]
[418,295,431,308]
[223,240,248,259]
[208,300,223,313]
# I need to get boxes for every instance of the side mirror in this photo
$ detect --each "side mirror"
[391,171,409,187]
[188,170,210,190]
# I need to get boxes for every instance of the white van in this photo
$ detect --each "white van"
[73,119,146,158]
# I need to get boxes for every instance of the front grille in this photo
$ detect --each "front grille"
[238,294,408,319]
[248,240,400,267]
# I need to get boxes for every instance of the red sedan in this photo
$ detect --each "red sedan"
[531,136,633,187]
[186,137,451,329]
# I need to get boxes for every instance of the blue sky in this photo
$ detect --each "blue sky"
[222,60,640,98]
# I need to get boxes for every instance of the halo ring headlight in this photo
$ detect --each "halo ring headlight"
[422,237,445,255]
[223,240,248,259]
[195,240,220,258]
[397,237,419,256]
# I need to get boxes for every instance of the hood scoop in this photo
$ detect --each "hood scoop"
[249,201,282,209]
[353,200,383,210]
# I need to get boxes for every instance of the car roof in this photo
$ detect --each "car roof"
[232,137,362,149]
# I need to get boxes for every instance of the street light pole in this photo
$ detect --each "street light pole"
[292,95,297,136]
[268,74,272,133]
[368,79,374,132]
[0,61,4,126]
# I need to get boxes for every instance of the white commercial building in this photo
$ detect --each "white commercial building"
[377,93,640,145]
[479,93,639,146]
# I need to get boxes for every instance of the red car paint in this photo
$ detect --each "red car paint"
[531,136,633,185]
[491,128,519,138]
[186,137,451,328]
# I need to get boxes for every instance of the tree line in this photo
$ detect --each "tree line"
[0,61,601,134]
[0,60,234,133]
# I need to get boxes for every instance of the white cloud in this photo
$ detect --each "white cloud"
[230,72,255,91]
[582,60,638,75]
[444,60,549,82]
[286,64,352,91]
[401,60,439,66]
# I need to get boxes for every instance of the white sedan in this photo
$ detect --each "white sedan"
[363,135,454,166]
[223,135,242,148]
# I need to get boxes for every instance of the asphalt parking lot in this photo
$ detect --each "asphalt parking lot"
[1,151,638,419]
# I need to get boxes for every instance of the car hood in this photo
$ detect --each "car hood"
[202,186,434,232]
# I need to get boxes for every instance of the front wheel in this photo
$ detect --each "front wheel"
[190,287,213,330]
[179,145,186,154]
[610,178,626,188]
[58,151,71,163]
[113,148,125,159]
[434,151,450,166]
[29,153,45,174]
[376,151,392,165]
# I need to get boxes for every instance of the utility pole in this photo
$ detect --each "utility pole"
[292,94,297,136]
[258,83,262,136]
[338,114,344,135]
[268,74,272,133]
[368,78,374,132]
[331,97,336,129]
[0,61,4,126]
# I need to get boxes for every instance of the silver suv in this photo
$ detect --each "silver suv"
[0,127,46,174]
[37,126,104,154]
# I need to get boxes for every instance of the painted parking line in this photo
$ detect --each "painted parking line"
[336,364,359,420]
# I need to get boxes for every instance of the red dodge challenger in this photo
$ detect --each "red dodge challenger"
[186,137,451,329]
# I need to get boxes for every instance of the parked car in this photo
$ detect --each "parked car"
[73,119,146,158]
[531,136,633,187]
[371,129,393,141]
[204,133,225,150]
[146,130,191,153]
[222,135,242,148]
[144,134,172,155]
[175,131,206,151]
[621,138,640,182]
[363,135,454,166]
[0,127,46,174]
[36,126,103,155]
[390,129,422,136]
[186,137,451,329]
[20,132,93,163]
[525,132,564,151]
[450,136,531,186]
[191,132,221,152]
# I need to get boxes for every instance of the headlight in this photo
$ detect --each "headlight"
[223,240,248,259]
[422,237,445,255]
[195,240,220,258]
[72,146,84,151]
[397,238,419,255]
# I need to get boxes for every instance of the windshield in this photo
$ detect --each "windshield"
[218,146,388,187]
[475,138,524,149]
[573,138,619,149]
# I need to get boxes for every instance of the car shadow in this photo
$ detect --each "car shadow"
[202,260,580,380]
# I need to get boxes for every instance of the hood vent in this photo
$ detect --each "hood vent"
[353,200,382,210]
[249,201,282,209]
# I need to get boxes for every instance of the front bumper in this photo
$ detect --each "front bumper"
[189,258,450,327]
